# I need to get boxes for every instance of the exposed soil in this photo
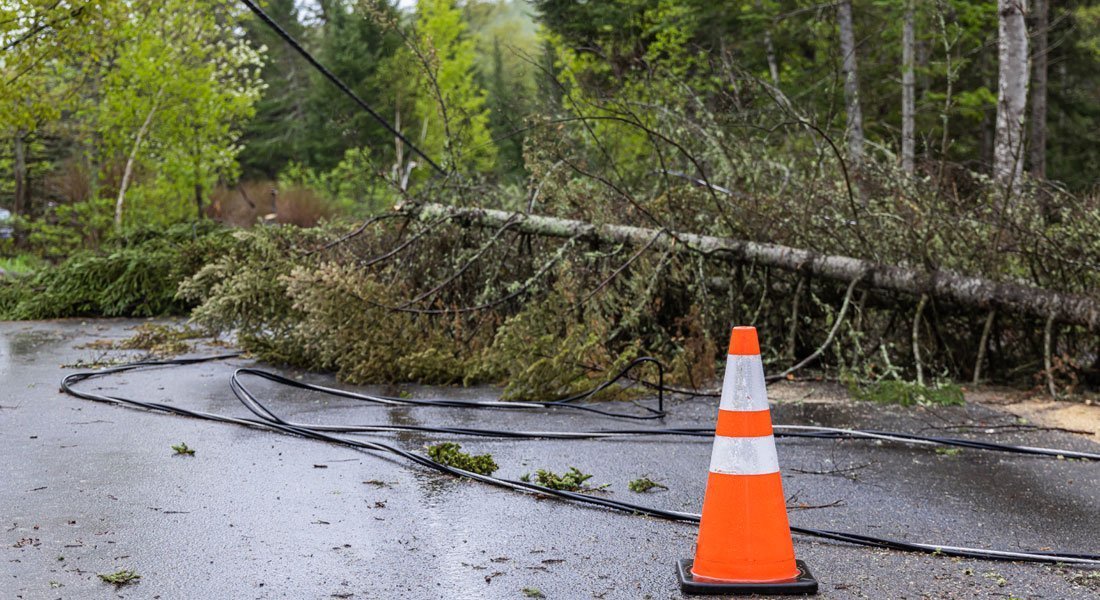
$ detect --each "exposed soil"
[770,379,1100,441]
[969,386,1100,439]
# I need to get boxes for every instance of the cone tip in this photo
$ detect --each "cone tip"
[728,326,760,356]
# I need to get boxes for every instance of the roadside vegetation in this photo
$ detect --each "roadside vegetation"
[3,1,1098,400]
[846,378,966,407]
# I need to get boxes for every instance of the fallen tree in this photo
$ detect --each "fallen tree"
[402,202,1100,329]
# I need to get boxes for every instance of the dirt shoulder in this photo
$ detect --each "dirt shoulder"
[968,386,1100,440]
[768,378,1100,441]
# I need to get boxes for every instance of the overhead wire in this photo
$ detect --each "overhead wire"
[238,0,446,176]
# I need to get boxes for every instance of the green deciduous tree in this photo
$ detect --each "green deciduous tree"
[97,0,263,228]
[0,1,120,215]
[412,0,496,173]
[2,0,263,227]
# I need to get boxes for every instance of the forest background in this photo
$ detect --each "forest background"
[2,0,1099,401]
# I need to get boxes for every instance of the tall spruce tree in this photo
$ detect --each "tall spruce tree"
[238,0,313,178]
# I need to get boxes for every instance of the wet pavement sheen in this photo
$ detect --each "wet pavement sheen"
[1,320,1098,599]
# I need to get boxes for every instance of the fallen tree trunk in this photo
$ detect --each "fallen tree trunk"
[401,202,1100,329]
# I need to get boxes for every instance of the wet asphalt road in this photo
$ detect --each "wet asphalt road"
[1,320,1098,600]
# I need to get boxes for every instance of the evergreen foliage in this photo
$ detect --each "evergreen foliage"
[520,467,601,491]
[426,442,498,475]
[0,223,231,319]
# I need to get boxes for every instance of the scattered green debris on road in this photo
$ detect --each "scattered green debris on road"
[82,323,211,356]
[521,467,605,492]
[1068,571,1100,591]
[171,442,196,456]
[98,569,141,586]
[115,323,210,355]
[426,442,498,475]
[628,477,669,493]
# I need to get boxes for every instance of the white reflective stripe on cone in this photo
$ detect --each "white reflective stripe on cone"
[719,354,769,412]
[708,435,780,476]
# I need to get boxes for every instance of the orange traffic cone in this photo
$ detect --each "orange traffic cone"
[677,326,818,595]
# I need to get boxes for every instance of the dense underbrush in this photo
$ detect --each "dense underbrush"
[2,165,1097,401]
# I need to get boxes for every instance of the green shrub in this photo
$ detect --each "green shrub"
[0,280,23,315]
[279,147,396,217]
[0,254,45,275]
[850,380,966,406]
[10,198,114,261]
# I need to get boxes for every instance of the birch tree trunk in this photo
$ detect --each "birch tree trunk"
[1028,0,1047,181]
[993,0,1029,195]
[754,1,781,87]
[765,29,780,88]
[901,0,916,174]
[13,129,27,215]
[114,92,162,229]
[837,1,864,170]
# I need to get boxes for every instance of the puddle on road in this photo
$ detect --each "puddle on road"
[1,326,76,377]
[416,470,465,507]
[9,329,72,355]
[775,401,868,428]
[388,406,429,446]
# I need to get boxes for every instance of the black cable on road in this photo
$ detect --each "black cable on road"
[238,0,446,176]
[232,356,666,420]
[60,356,1100,568]
[222,364,1100,460]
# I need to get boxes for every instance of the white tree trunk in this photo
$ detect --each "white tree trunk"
[993,0,1029,195]
[838,0,864,169]
[901,0,916,174]
[13,129,27,215]
[765,29,780,88]
[1028,0,1047,181]
[755,1,781,87]
[114,92,162,229]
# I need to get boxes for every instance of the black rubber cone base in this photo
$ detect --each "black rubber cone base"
[677,559,818,595]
